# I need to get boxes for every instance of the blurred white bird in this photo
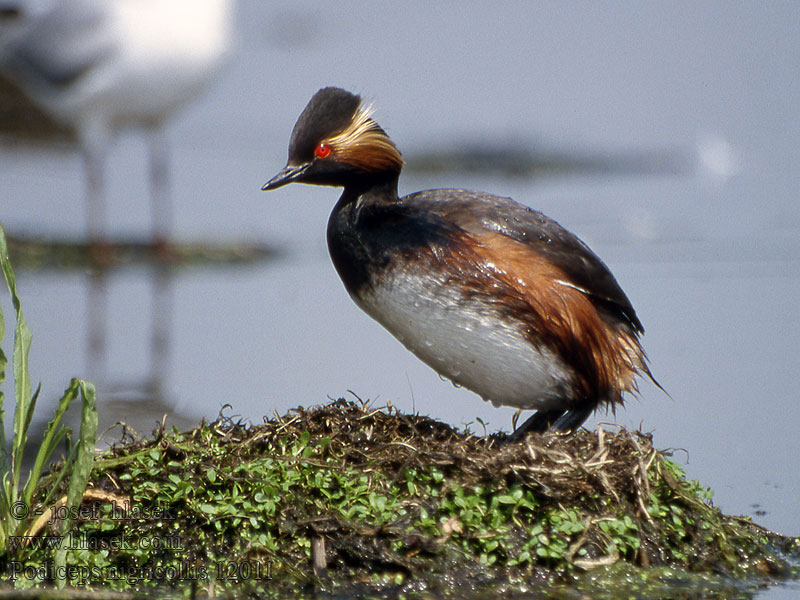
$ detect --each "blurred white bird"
[0,0,234,252]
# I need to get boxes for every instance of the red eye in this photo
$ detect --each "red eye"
[314,143,332,159]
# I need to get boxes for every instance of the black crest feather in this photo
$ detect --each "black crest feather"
[288,87,361,163]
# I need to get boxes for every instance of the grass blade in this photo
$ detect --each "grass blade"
[21,380,79,513]
[54,380,97,588]
[0,225,10,482]
[0,225,11,553]
[0,224,34,502]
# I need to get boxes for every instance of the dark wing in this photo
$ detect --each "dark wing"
[401,189,644,333]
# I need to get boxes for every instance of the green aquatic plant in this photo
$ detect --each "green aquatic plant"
[0,224,97,587]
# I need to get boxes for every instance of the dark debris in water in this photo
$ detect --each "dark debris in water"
[9,400,800,598]
[403,139,693,179]
[4,232,280,270]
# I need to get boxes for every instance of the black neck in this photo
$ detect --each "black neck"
[328,172,410,295]
[338,172,401,207]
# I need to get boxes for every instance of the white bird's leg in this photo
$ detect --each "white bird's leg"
[80,118,111,381]
[148,125,172,249]
[82,133,108,248]
[148,125,174,392]
[79,114,114,264]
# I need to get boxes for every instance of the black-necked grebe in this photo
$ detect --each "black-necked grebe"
[263,87,659,437]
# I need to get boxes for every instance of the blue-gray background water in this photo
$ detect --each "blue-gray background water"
[2,3,798,596]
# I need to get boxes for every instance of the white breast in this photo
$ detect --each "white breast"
[354,266,576,411]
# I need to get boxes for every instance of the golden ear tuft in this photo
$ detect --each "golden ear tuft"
[326,103,404,173]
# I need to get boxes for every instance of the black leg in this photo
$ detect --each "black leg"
[505,404,594,443]
[506,408,567,443]
[551,406,593,432]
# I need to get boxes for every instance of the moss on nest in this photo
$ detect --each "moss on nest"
[3,400,798,598]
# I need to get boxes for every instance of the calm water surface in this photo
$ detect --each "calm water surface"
[2,2,798,596]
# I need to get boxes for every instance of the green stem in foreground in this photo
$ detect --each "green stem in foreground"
[0,224,97,577]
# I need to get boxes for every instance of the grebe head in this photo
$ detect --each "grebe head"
[262,87,403,190]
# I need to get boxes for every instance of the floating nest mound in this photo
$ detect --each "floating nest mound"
[7,400,799,598]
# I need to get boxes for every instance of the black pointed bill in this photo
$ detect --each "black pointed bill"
[261,162,311,191]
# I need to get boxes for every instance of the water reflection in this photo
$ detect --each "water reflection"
[84,264,188,444]
[4,231,277,464]
[86,269,107,379]
[85,265,181,438]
